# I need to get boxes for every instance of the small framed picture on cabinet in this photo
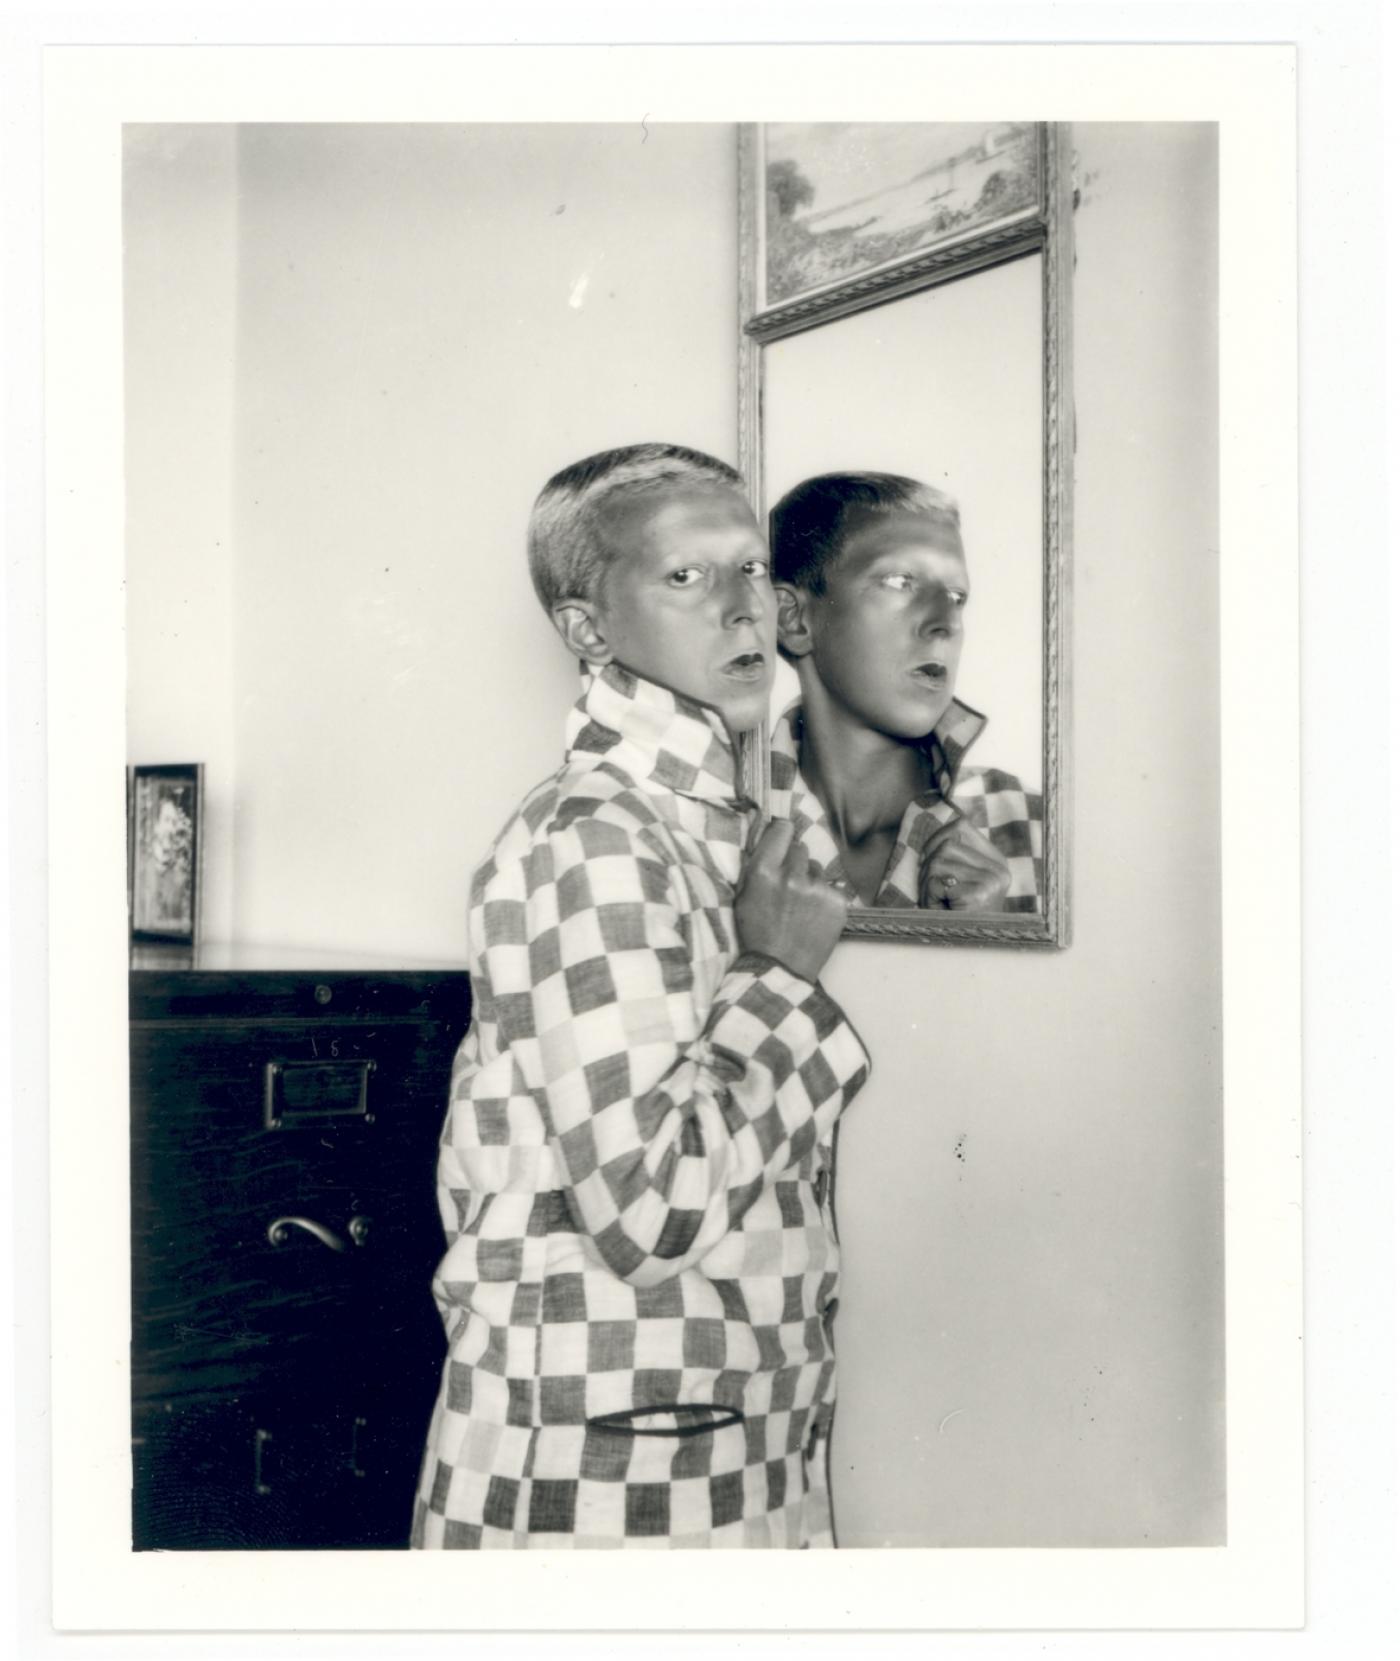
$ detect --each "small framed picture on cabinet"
[128,763,203,946]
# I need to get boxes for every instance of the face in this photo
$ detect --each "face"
[579,486,777,735]
[789,509,971,740]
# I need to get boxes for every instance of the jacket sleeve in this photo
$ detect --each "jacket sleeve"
[482,811,870,1287]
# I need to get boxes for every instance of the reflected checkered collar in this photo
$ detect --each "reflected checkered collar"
[566,661,741,806]
[768,695,990,904]
[769,695,988,811]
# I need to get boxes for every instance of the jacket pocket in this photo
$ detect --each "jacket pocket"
[585,1402,745,1438]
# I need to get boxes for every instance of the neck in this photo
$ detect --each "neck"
[794,670,932,845]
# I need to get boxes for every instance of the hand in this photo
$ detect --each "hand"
[918,820,1012,912]
[734,818,850,983]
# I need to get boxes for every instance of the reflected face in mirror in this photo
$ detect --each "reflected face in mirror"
[586,487,777,736]
[787,510,970,742]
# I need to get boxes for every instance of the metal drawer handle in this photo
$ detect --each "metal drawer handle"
[266,1214,372,1253]
[254,1427,272,1495]
[349,1415,367,1478]
[263,1059,376,1130]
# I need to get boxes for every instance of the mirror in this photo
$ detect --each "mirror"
[738,123,1073,946]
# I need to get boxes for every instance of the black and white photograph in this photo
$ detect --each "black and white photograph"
[121,111,1215,1549]
[31,35,1328,1643]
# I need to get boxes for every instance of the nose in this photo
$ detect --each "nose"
[918,589,962,637]
[719,564,764,628]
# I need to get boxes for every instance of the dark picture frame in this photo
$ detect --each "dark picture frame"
[128,763,204,947]
[738,122,1074,948]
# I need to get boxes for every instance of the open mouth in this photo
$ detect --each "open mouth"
[720,650,767,682]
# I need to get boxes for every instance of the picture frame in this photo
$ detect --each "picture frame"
[750,121,1048,331]
[128,763,204,947]
[738,121,1074,949]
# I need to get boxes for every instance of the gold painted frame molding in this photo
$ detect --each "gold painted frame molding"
[738,122,1074,948]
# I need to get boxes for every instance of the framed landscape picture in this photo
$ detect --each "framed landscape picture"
[748,121,1047,335]
[128,763,203,946]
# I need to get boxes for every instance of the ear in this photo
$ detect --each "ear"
[774,582,815,659]
[551,600,613,666]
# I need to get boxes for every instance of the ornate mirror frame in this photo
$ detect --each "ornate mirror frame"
[738,122,1074,948]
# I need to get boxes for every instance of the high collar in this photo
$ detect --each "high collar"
[565,661,743,807]
[769,695,988,904]
[770,694,988,808]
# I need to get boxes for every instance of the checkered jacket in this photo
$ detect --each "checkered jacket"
[769,699,1043,911]
[412,664,870,1550]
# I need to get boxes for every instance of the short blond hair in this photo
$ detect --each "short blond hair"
[528,443,746,615]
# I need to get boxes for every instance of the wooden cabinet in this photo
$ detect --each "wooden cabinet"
[129,951,471,1549]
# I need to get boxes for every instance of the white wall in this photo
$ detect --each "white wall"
[127,123,740,959]
[125,121,1221,1546]
[827,124,1222,1545]
[124,126,239,942]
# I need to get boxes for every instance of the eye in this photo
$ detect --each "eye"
[666,567,704,588]
[741,558,771,580]
[878,572,914,591]
[948,590,969,607]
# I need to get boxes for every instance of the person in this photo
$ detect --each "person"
[411,443,870,1550]
[767,471,1042,913]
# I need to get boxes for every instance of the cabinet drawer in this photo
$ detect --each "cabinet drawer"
[133,1386,440,1550]
[132,1170,447,1404]
[129,969,468,1025]
[131,1017,453,1143]
[131,1017,455,1403]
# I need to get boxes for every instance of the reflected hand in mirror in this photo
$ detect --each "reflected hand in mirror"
[917,819,1012,912]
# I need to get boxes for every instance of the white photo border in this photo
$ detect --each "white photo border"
[43,41,1299,1634]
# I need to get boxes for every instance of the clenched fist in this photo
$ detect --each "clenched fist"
[734,818,849,983]
[918,819,1012,912]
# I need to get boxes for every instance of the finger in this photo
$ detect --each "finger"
[781,837,813,882]
[923,843,989,883]
[748,816,796,870]
[925,828,1002,868]
[923,820,986,856]
[945,849,1011,897]
[923,872,968,908]
[927,868,995,909]
[917,821,964,863]
[955,826,1007,868]
[809,879,851,921]
[814,870,851,910]
[923,852,993,903]
[927,844,998,878]
[949,843,1003,883]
